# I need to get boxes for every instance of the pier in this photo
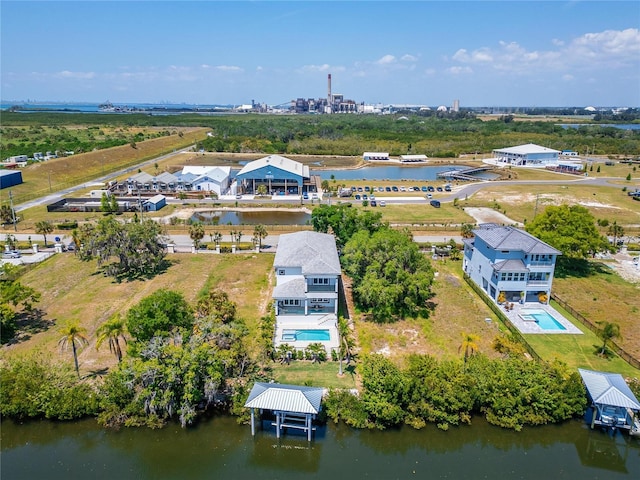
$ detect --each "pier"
[437,166,493,181]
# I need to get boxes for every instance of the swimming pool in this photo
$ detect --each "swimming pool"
[519,309,566,331]
[282,329,331,342]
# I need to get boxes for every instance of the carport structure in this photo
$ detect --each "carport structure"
[244,382,324,441]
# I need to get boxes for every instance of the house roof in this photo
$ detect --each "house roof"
[128,172,154,184]
[236,155,309,179]
[274,231,341,275]
[244,382,324,414]
[578,369,640,410]
[154,172,178,184]
[273,276,307,298]
[146,194,166,204]
[472,224,561,255]
[181,166,231,181]
[493,259,528,272]
[493,143,560,155]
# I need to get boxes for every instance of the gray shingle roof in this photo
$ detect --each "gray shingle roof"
[493,259,528,272]
[473,224,561,255]
[244,382,324,414]
[273,276,307,298]
[274,231,341,275]
[579,369,640,410]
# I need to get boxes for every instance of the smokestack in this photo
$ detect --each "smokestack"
[328,74,332,113]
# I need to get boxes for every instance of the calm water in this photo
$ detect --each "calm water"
[2,415,639,479]
[312,165,465,181]
[558,124,640,130]
[190,210,311,225]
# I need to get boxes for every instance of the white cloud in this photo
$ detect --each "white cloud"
[562,74,574,81]
[448,28,639,75]
[447,66,473,75]
[376,54,396,65]
[215,65,242,72]
[400,54,418,62]
[300,64,333,72]
[54,70,95,80]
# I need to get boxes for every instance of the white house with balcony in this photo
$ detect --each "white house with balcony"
[272,231,341,353]
[462,224,561,304]
[491,143,560,167]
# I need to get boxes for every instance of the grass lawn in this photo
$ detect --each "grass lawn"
[523,302,640,378]
[270,362,357,389]
[1,252,274,376]
[553,263,640,360]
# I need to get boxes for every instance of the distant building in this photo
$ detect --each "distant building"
[492,143,560,167]
[400,154,428,162]
[363,152,390,161]
[463,224,561,304]
[0,170,23,189]
[144,194,167,212]
[234,155,318,195]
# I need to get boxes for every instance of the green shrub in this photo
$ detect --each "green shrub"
[57,221,78,230]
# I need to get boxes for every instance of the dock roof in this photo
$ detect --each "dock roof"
[579,369,640,410]
[244,382,324,414]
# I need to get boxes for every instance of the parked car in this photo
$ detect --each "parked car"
[421,186,428,192]
[355,194,361,200]
[236,194,243,199]
[2,250,21,259]
[392,186,399,192]
[370,200,377,207]
[303,193,309,200]
[385,186,391,192]
[436,186,443,192]
[430,200,441,208]
[444,185,452,192]
[426,193,433,199]
[427,186,435,192]
[379,200,386,207]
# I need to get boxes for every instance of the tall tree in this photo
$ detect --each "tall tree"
[459,332,480,362]
[525,204,608,259]
[252,224,268,250]
[58,323,89,378]
[35,220,54,247]
[126,289,193,343]
[96,314,128,362]
[597,321,621,356]
[607,221,625,247]
[189,223,205,251]
[74,217,168,281]
[338,316,355,375]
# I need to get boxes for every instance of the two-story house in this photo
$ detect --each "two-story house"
[463,224,561,304]
[272,231,341,353]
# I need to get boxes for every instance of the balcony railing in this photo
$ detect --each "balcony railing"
[527,280,549,286]
[527,261,554,267]
[307,284,336,292]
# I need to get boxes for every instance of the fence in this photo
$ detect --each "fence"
[551,294,640,370]
[463,273,541,361]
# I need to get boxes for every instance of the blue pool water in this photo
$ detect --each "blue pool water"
[282,329,330,341]
[521,309,566,331]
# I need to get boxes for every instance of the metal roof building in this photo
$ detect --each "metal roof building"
[492,143,560,167]
[244,382,324,441]
[579,369,640,435]
[0,170,24,189]
[234,155,311,196]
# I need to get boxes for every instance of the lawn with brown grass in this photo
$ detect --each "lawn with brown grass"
[1,252,274,376]
[553,263,640,360]
[1,127,209,206]
[353,259,504,362]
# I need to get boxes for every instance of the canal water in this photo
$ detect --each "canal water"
[2,415,639,479]
[190,210,311,225]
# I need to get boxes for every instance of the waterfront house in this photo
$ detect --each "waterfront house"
[463,224,561,304]
[492,143,560,167]
[234,155,317,196]
[272,231,341,354]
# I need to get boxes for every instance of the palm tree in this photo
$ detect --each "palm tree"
[96,314,128,363]
[58,322,89,378]
[252,224,268,250]
[458,332,480,363]
[337,316,355,376]
[597,321,621,356]
[35,220,54,247]
[189,223,205,251]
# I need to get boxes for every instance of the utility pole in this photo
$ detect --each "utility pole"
[8,190,17,231]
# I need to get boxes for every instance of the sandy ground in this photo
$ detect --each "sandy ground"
[464,207,640,283]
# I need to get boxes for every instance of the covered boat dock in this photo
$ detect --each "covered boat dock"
[579,369,640,436]
[244,382,324,441]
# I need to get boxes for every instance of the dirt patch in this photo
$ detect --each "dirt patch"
[464,207,521,225]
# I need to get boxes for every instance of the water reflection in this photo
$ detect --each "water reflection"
[190,210,311,225]
[2,416,639,479]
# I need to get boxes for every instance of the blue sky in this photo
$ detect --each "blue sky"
[1,1,639,107]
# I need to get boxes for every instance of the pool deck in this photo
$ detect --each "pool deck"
[501,302,583,335]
